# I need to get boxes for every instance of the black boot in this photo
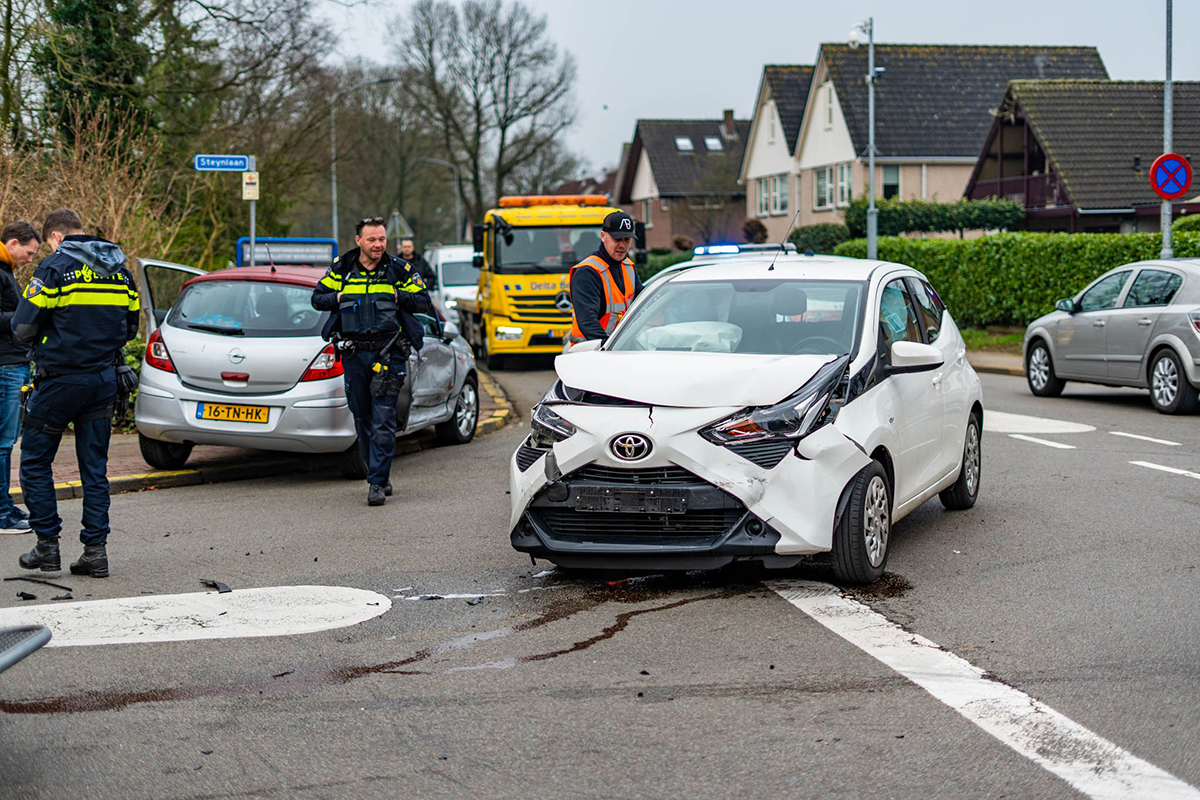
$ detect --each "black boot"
[368,484,386,506]
[19,537,61,572]
[70,544,109,578]
[383,482,393,497]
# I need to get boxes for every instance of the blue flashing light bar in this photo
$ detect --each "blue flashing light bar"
[693,244,741,255]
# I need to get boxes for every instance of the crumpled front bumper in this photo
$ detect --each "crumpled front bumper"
[508,404,870,568]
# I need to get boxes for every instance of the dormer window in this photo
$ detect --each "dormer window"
[675,136,694,152]
[704,136,723,152]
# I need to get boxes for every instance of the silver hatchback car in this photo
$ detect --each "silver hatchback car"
[1023,259,1200,414]
[134,259,480,476]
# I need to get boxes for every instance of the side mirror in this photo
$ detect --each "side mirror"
[442,319,460,341]
[566,338,602,353]
[887,341,943,375]
[472,223,485,268]
[1055,298,1076,313]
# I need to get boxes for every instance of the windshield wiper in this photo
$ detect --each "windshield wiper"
[186,323,244,336]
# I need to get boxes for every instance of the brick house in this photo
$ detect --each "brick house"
[739,45,1108,232]
[739,65,814,241]
[614,112,751,249]
[965,80,1200,232]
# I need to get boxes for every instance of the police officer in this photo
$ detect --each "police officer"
[312,216,431,506]
[13,209,139,578]
[568,211,643,345]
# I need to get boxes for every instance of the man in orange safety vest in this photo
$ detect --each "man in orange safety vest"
[567,211,643,345]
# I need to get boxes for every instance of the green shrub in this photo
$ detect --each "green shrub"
[1173,214,1200,233]
[843,197,1024,237]
[639,250,692,281]
[835,231,1200,327]
[742,218,768,244]
[789,223,850,254]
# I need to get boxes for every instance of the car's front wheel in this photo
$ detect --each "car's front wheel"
[138,434,194,471]
[832,460,891,585]
[1026,340,1065,397]
[940,411,981,510]
[1149,348,1200,415]
[437,374,479,445]
[337,443,368,480]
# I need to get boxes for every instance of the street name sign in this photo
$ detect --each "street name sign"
[194,154,254,172]
[1150,153,1192,201]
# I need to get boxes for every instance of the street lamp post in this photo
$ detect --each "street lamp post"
[418,156,463,244]
[851,18,881,260]
[330,77,402,243]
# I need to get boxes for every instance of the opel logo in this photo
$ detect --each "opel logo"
[554,290,573,311]
[610,433,651,462]
[227,347,246,364]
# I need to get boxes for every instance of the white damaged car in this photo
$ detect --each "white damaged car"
[509,255,984,583]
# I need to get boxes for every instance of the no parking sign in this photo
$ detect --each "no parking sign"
[1150,153,1192,200]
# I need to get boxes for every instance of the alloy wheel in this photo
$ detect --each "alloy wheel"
[863,475,890,568]
[1029,347,1050,391]
[964,422,980,496]
[1153,356,1179,408]
[456,382,479,437]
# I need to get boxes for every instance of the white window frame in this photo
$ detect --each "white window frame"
[642,198,653,229]
[769,174,789,215]
[813,166,835,210]
[882,164,901,199]
[675,136,694,153]
[757,178,770,216]
[824,83,834,130]
[704,136,723,152]
[836,163,852,207]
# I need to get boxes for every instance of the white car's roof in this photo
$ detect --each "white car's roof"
[663,254,905,283]
[427,245,475,259]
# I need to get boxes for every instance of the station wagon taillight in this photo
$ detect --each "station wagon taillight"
[301,344,343,381]
[1190,309,1200,334]
[145,329,175,373]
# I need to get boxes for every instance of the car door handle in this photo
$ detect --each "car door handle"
[1137,318,1153,327]
[931,374,944,386]
[1093,320,1106,328]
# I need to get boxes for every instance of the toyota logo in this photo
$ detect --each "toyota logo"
[554,290,573,311]
[227,347,246,364]
[610,433,652,461]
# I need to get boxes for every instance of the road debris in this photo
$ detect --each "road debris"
[4,576,73,592]
[16,591,36,601]
[199,579,232,593]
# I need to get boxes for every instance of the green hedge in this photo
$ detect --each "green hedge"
[639,250,692,281]
[843,197,1024,238]
[789,223,850,254]
[1173,214,1200,233]
[834,231,1200,327]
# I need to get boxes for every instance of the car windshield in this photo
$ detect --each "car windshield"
[606,279,866,356]
[441,260,480,287]
[495,225,602,274]
[167,280,327,337]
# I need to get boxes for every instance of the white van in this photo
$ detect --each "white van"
[424,244,480,325]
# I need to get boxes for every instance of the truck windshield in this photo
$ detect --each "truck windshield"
[495,225,602,274]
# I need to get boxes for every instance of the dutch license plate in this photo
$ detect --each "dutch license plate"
[196,402,269,424]
[574,487,687,514]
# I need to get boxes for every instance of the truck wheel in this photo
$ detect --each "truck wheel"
[337,442,368,480]
[138,434,193,470]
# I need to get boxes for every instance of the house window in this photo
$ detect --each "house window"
[689,197,724,210]
[836,163,852,206]
[813,167,835,210]
[770,174,788,215]
[704,136,723,152]
[661,198,668,212]
[757,178,770,216]
[642,198,653,229]
[675,136,694,153]
[825,84,834,130]
[882,165,900,199]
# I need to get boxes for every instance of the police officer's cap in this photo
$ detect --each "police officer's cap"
[601,211,637,240]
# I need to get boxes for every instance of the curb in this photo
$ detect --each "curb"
[966,358,1025,378]
[10,369,518,503]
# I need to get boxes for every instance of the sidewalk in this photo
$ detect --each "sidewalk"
[966,350,1024,377]
[6,371,514,503]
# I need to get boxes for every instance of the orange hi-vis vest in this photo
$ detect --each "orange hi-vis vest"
[568,254,637,344]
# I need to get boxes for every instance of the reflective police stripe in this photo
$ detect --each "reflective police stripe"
[341,283,395,296]
[398,278,424,294]
[53,284,137,308]
[319,273,342,290]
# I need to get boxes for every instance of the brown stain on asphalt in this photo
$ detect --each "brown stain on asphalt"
[0,579,741,715]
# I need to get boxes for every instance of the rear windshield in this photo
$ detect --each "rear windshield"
[167,280,327,337]
[441,260,480,287]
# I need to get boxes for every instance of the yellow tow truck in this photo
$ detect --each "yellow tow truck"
[458,195,644,369]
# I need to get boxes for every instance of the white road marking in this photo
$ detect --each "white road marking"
[1130,461,1200,480]
[1110,431,1182,447]
[768,580,1200,800]
[984,410,1095,435]
[0,586,391,647]
[1009,434,1076,450]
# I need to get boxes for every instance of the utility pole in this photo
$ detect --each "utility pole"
[851,18,880,259]
[1161,0,1174,258]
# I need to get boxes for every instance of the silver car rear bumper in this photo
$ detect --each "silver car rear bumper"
[135,363,356,453]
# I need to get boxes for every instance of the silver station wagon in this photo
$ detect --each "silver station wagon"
[1023,259,1200,414]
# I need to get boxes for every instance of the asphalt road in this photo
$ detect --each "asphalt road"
[0,360,1197,799]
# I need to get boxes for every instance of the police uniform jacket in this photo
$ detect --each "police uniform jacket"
[311,249,432,350]
[11,234,139,374]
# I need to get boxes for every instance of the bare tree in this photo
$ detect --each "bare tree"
[395,0,578,220]
[674,155,743,246]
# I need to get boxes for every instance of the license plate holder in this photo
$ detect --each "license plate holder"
[196,402,270,424]
[573,487,687,514]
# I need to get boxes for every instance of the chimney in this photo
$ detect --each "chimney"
[721,108,736,139]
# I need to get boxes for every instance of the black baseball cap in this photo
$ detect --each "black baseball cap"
[602,211,637,239]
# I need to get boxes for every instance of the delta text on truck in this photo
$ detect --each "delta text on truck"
[458,194,646,369]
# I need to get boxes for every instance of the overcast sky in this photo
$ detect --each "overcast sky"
[320,0,1199,174]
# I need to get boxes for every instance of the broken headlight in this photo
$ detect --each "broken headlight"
[701,354,850,445]
[530,402,576,447]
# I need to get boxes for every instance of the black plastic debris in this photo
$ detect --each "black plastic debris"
[16,591,36,601]
[52,594,72,601]
[466,597,483,606]
[200,750,213,756]
[5,576,73,592]
[272,670,294,679]
[639,670,650,675]
[199,579,232,593]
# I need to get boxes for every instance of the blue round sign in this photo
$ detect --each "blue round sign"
[1151,153,1192,201]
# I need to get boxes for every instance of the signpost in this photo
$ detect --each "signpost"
[194,153,258,267]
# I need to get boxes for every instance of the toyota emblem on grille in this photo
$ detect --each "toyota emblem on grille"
[227,347,246,364]
[554,290,573,311]
[611,433,651,461]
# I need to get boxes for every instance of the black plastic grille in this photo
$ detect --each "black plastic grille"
[726,438,795,469]
[516,440,546,472]
[568,464,703,485]
[534,508,743,538]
